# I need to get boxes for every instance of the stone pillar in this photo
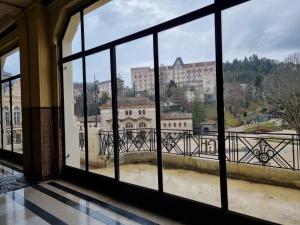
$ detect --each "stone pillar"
[17,3,55,180]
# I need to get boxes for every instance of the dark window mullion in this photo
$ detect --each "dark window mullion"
[80,10,89,172]
[60,39,67,166]
[214,7,228,211]
[9,81,13,152]
[110,46,120,181]
[0,69,2,150]
[153,33,163,192]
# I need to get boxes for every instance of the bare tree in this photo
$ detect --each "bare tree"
[284,52,300,64]
[264,53,300,134]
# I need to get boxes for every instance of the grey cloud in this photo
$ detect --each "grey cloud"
[69,0,300,84]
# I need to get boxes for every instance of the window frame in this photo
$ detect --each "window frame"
[59,0,260,220]
[0,47,22,153]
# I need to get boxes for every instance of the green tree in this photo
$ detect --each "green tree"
[99,93,109,104]
[192,101,206,126]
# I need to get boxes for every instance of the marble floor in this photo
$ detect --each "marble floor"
[0,162,184,225]
[1,161,300,225]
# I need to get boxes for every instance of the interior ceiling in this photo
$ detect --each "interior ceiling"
[0,0,32,33]
[0,0,54,34]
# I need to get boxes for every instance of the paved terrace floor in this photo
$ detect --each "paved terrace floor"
[92,164,300,225]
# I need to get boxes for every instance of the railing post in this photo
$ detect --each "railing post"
[188,130,191,156]
[183,132,186,156]
[292,134,295,170]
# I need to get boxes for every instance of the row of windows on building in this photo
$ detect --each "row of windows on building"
[125,109,146,116]
[125,122,187,128]
[125,122,147,129]
[3,107,21,126]
[163,122,186,128]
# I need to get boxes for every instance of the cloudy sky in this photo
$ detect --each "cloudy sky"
[63,0,299,87]
[2,50,20,76]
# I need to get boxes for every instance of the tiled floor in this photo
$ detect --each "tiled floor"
[0,162,183,225]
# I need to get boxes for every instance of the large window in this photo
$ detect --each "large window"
[86,50,115,177]
[158,15,220,206]
[222,1,300,224]
[61,1,300,224]
[63,59,86,169]
[0,48,22,153]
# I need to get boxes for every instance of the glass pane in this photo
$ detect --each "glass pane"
[62,13,82,57]
[159,16,220,206]
[116,36,158,190]
[12,78,22,154]
[1,48,20,78]
[223,1,300,224]
[84,0,213,50]
[2,82,11,151]
[86,50,115,177]
[63,59,85,169]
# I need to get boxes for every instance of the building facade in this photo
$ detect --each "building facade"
[1,75,22,151]
[96,78,124,98]
[100,96,192,131]
[131,57,216,102]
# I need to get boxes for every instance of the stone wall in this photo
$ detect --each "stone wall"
[89,151,300,189]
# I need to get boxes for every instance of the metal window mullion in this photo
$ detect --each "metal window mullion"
[9,80,13,152]
[0,70,2,150]
[81,10,89,172]
[60,39,67,167]
[153,33,163,192]
[110,46,120,181]
[214,8,228,211]
[1,74,20,83]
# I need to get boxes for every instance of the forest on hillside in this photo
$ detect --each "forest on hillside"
[223,53,300,133]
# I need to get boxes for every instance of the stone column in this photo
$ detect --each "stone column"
[17,3,55,180]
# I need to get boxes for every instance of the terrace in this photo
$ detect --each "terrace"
[78,128,300,224]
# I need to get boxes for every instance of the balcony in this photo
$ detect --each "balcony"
[80,128,300,225]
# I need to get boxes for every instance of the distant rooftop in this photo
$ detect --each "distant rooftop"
[161,112,192,120]
[131,57,215,70]
[100,96,155,109]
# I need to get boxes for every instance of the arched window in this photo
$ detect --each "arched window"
[129,110,132,115]
[184,122,187,127]
[163,123,166,128]
[125,110,128,115]
[138,110,142,115]
[126,122,133,129]
[142,110,145,115]
[168,123,171,127]
[179,122,182,127]
[14,106,21,126]
[174,123,176,127]
[139,122,147,128]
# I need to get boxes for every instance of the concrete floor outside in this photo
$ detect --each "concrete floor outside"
[91,164,300,225]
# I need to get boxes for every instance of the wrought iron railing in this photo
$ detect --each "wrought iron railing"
[97,129,300,171]
[6,128,23,145]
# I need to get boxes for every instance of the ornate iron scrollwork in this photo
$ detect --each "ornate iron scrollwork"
[252,139,274,165]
